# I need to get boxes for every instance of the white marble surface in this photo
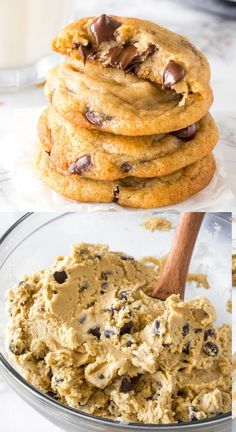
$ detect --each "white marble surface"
[0,0,236,211]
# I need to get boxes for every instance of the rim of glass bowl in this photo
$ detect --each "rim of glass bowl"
[0,212,232,430]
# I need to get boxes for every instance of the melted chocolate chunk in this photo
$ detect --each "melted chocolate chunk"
[154,320,160,335]
[203,341,218,356]
[163,60,185,89]
[182,323,190,336]
[119,376,134,393]
[73,43,97,62]
[121,162,132,173]
[90,14,121,44]
[69,155,93,175]
[120,321,133,336]
[204,328,215,341]
[108,44,139,71]
[113,185,120,203]
[85,110,111,126]
[171,123,197,141]
[53,270,68,284]
[104,329,115,338]
[88,325,101,339]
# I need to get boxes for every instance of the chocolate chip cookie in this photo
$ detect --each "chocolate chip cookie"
[50,15,212,136]
[38,106,218,180]
[45,58,212,136]
[36,145,216,208]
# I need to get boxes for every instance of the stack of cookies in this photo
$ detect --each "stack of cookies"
[36,14,219,208]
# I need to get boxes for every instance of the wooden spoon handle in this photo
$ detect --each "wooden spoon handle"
[152,212,205,300]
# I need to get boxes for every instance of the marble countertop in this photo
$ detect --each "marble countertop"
[0,0,236,211]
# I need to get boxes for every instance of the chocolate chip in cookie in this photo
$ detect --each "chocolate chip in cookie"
[120,321,133,336]
[69,155,93,175]
[171,123,197,141]
[203,341,218,356]
[90,14,121,44]
[113,186,120,203]
[88,325,101,339]
[72,43,97,63]
[121,162,132,173]
[204,328,215,341]
[163,60,185,89]
[108,44,138,71]
[85,110,112,126]
[120,255,134,261]
[53,270,68,284]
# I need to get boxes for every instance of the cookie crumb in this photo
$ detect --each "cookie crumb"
[141,216,172,232]
[35,80,46,88]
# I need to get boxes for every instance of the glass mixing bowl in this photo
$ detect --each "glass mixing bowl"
[0,212,232,432]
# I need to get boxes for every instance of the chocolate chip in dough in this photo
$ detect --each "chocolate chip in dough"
[204,328,215,341]
[182,323,190,336]
[203,341,218,356]
[120,321,133,336]
[154,320,160,335]
[194,328,203,334]
[189,406,198,421]
[171,123,197,141]
[163,60,185,89]
[121,162,132,173]
[53,270,68,284]
[90,14,121,44]
[9,341,25,356]
[85,110,112,126]
[88,325,101,339]
[119,376,134,393]
[126,340,132,347]
[182,341,190,355]
[69,155,93,175]
[104,329,115,338]
[119,290,131,300]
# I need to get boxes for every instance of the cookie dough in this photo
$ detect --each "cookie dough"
[141,217,172,232]
[45,59,212,136]
[50,15,212,136]
[38,106,218,181]
[7,243,231,424]
[36,146,216,208]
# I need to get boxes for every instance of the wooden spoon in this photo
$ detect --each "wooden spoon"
[152,212,205,300]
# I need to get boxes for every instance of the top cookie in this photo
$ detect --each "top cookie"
[51,15,212,135]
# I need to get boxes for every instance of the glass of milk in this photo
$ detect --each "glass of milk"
[0,0,78,90]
